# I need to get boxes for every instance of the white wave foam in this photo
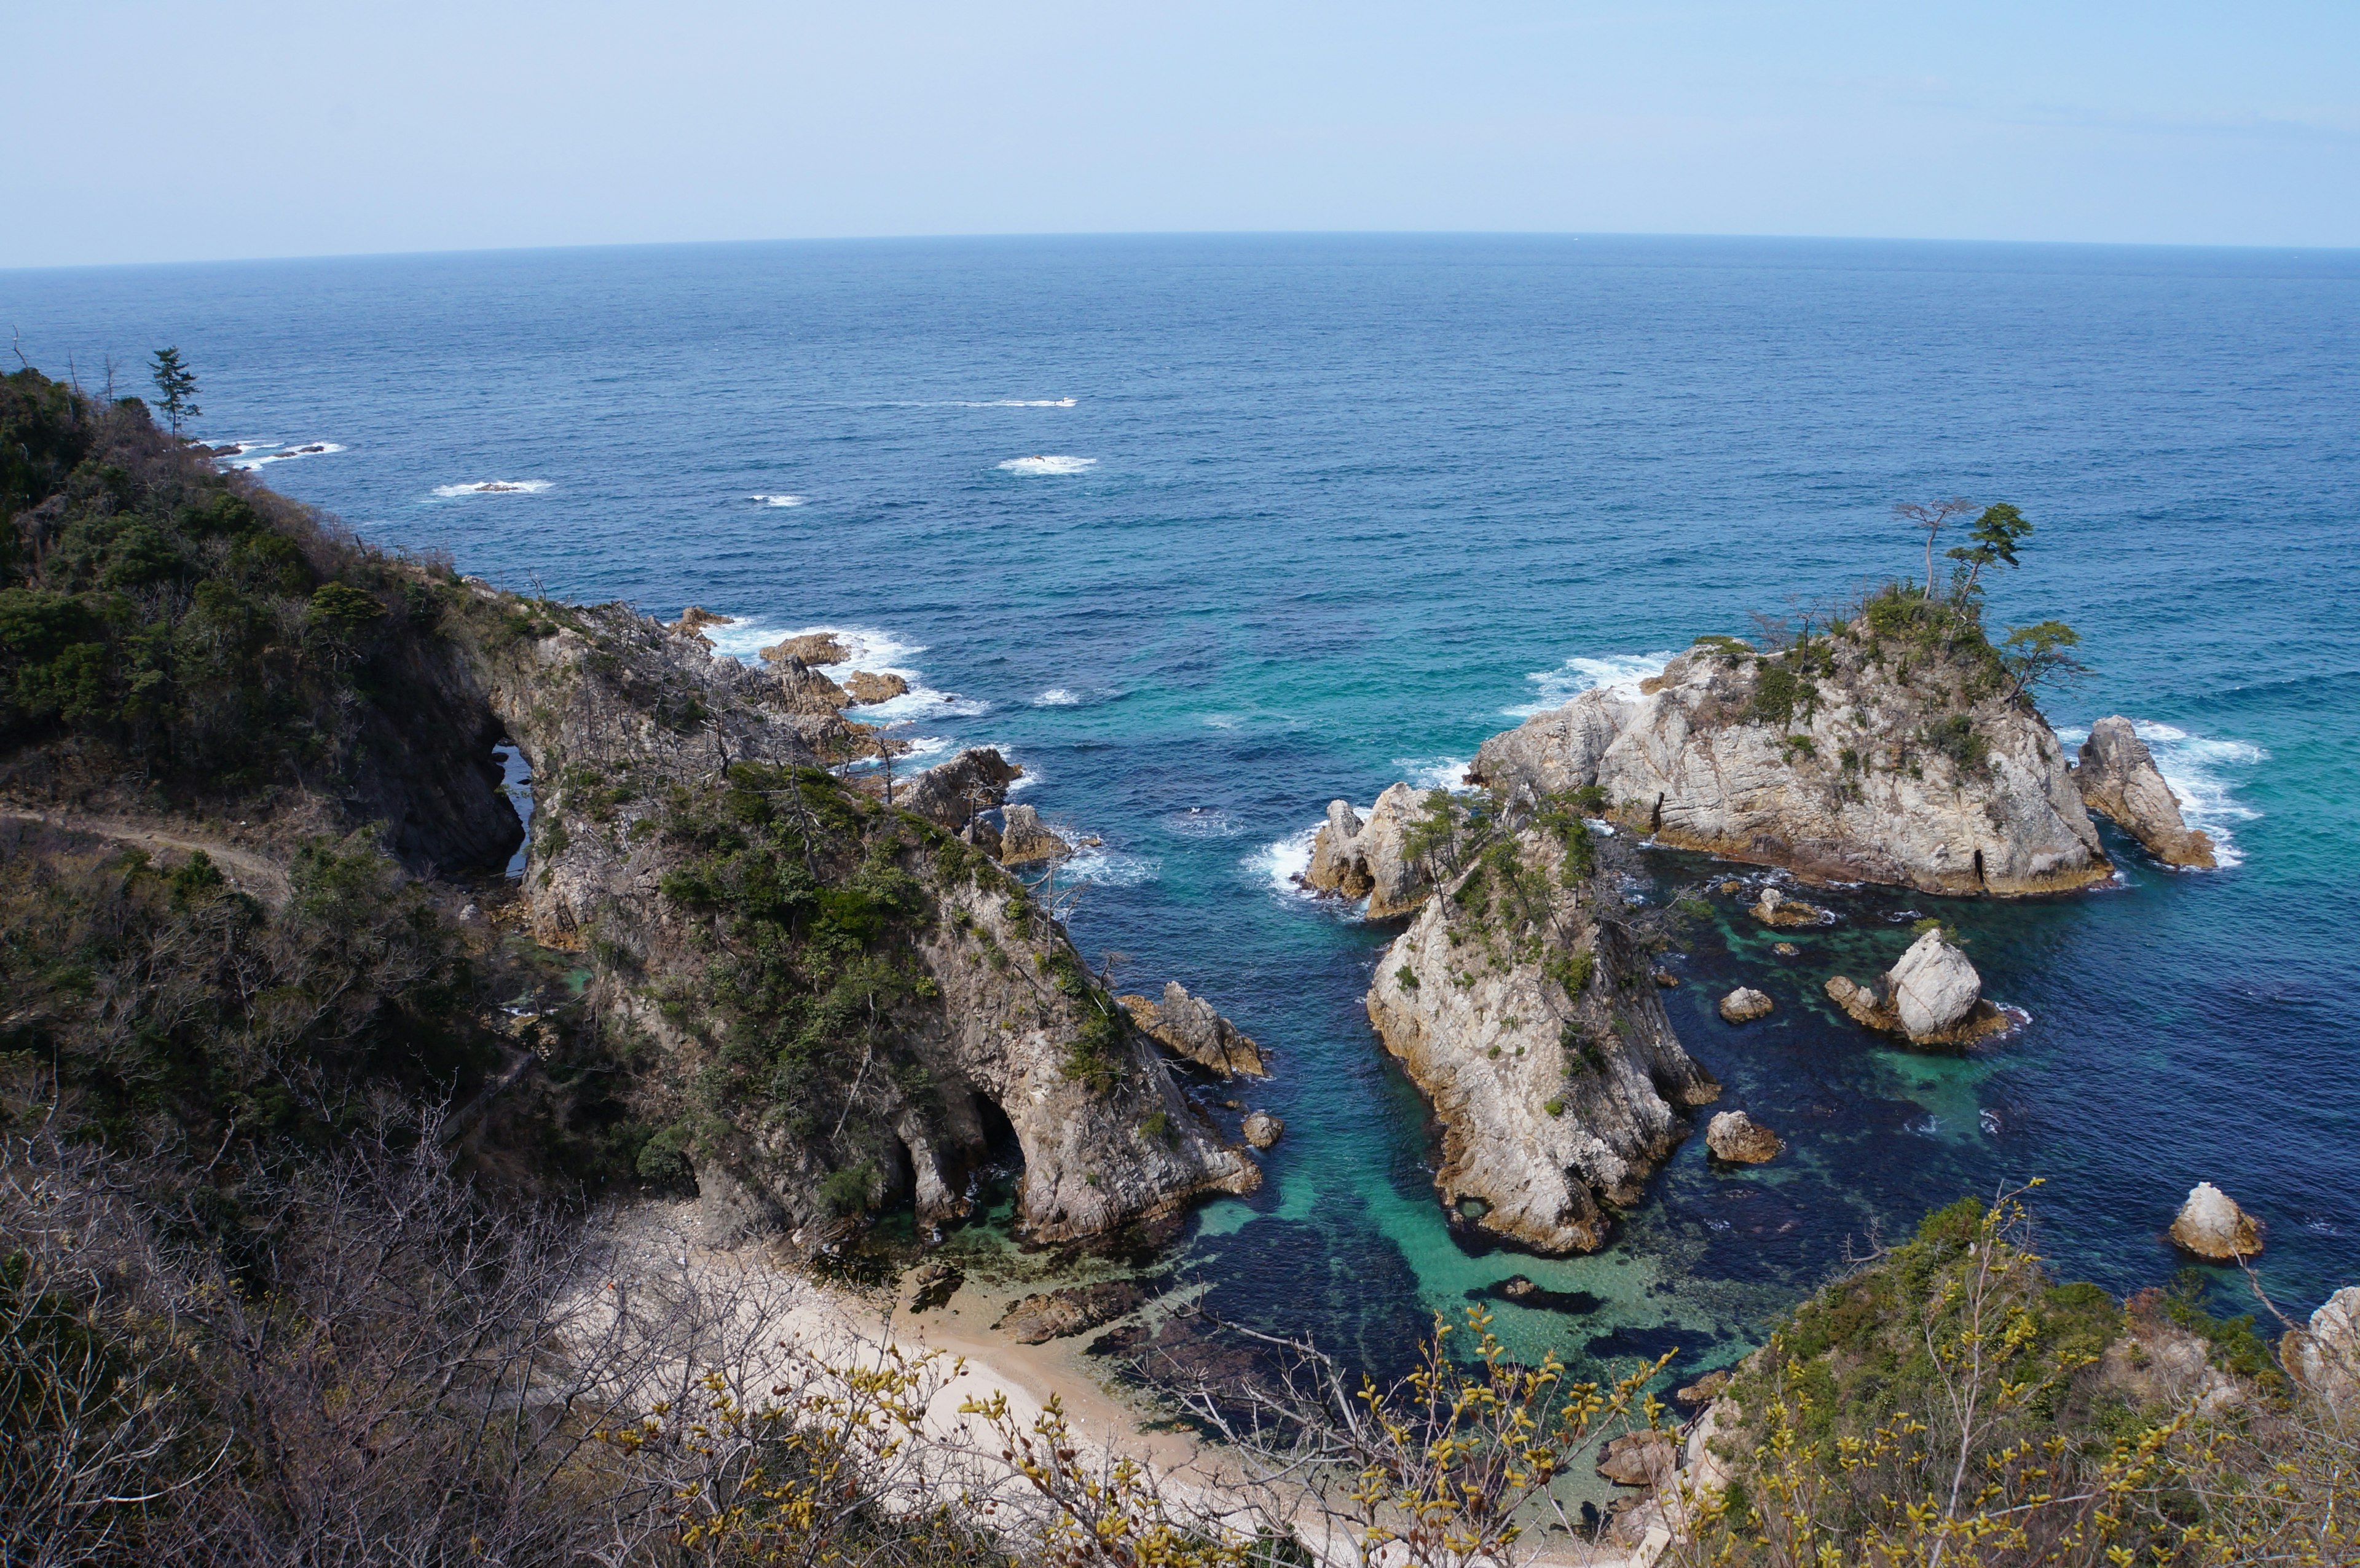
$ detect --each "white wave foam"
[230,440,346,470]
[1061,845,1158,888]
[1035,688,1082,707]
[1166,807,1246,839]
[997,455,1096,476]
[431,479,550,497]
[2056,718,2265,868]
[966,398,1076,408]
[751,493,806,508]
[1504,650,1675,718]
[1393,756,1471,792]
[701,621,988,721]
[1248,825,1322,902]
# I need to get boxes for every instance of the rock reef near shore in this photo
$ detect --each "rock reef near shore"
[1469,628,2109,896]
[1119,982,1270,1078]
[2075,716,2217,868]
[1305,783,1433,917]
[1364,804,1719,1253]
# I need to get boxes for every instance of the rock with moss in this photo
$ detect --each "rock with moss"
[1468,607,2109,896]
[2075,715,2216,868]
[1364,808,1718,1254]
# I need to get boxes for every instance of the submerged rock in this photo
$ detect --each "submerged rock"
[2169,1182,2264,1260]
[1705,1110,1783,1164]
[1718,987,1773,1024]
[997,803,1071,864]
[994,1281,1148,1344]
[1240,1110,1284,1149]
[2075,716,2216,868]
[1305,783,1432,917]
[1117,982,1270,1078]
[1468,632,2109,896]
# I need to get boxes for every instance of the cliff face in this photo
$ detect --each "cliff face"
[2075,716,2216,869]
[1471,629,2107,896]
[1363,810,1718,1253]
[448,588,1257,1250]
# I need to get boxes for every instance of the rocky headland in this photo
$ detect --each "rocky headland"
[1362,796,1720,1253]
[1469,606,2110,896]
[1303,783,1433,917]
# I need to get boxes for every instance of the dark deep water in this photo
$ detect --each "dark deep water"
[8,233,2355,1382]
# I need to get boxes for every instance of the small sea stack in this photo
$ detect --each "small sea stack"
[2169,1182,2264,1261]
[1705,1110,1783,1164]
[1719,986,1774,1023]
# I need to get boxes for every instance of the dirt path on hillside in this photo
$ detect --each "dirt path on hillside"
[2,808,293,907]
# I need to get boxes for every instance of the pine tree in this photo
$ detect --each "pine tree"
[149,347,200,437]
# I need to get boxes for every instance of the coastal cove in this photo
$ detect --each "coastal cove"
[9,232,2354,1387]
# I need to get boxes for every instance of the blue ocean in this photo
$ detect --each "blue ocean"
[8,234,2355,1376]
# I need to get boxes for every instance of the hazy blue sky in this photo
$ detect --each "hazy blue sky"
[6,0,2358,266]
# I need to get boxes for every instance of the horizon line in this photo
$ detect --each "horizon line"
[7,226,2360,277]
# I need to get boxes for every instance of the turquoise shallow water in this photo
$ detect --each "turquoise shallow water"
[8,233,2356,1381]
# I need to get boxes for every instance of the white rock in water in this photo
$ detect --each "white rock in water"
[2169,1182,2264,1261]
[2076,716,2217,869]
[1705,1110,1782,1164]
[1305,782,1432,917]
[1718,987,1773,1024]
[1882,928,1982,1042]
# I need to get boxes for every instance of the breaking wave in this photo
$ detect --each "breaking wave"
[1504,650,1674,718]
[431,479,550,497]
[1035,688,1082,707]
[699,620,989,721]
[997,455,1096,476]
[2056,718,2265,868]
[1393,756,1470,792]
[229,440,345,470]
[750,493,806,508]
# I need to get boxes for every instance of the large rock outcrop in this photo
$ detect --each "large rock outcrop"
[2075,716,2216,869]
[1119,982,1270,1078]
[1364,818,1719,1253]
[1469,632,2109,896]
[2169,1182,2264,1261]
[1306,783,1432,917]
[2284,1287,2360,1414]
[1825,927,2007,1047]
[453,590,1257,1252]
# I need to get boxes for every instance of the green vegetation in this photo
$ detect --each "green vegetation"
[0,824,500,1155]
[148,348,201,437]
[0,367,484,815]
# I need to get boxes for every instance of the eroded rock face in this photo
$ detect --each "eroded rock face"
[997,803,1071,864]
[2075,716,2216,868]
[1365,825,1718,1254]
[458,591,1255,1252]
[1306,783,1432,917]
[1241,1110,1284,1149]
[901,748,1020,834]
[1705,1110,1782,1163]
[1118,982,1270,1078]
[1469,636,2109,896]
[1718,987,1773,1024]
[2169,1182,2264,1260]
[2284,1287,2360,1413]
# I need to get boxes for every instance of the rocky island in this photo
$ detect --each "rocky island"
[1469,591,2111,895]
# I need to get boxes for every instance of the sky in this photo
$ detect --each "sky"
[4,0,2358,267]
